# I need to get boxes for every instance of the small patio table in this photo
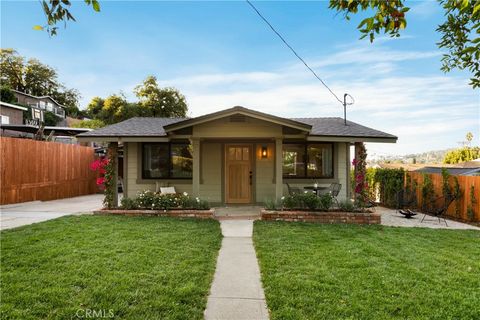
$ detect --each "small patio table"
[304,186,329,196]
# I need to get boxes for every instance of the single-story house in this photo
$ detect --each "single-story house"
[77,106,397,205]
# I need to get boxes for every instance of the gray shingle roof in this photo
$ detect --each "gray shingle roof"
[78,117,186,137]
[78,115,396,140]
[292,117,397,139]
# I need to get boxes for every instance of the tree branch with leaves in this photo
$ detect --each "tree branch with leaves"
[329,0,480,88]
[35,0,100,36]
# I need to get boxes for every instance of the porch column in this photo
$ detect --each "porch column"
[108,141,119,208]
[353,142,365,201]
[275,138,283,201]
[346,143,351,200]
[192,138,200,197]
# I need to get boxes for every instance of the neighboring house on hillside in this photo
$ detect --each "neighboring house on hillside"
[11,89,66,125]
[0,101,27,125]
[379,160,480,176]
[78,106,397,205]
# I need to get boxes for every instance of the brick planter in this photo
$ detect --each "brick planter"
[261,209,380,225]
[94,208,215,219]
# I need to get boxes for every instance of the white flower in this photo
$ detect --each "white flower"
[304,191,308,193]
[281,196,285,200]
[196,197,200,203]
[183,192,188,196]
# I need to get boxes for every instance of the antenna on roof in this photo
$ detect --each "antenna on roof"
[343,93,354,126]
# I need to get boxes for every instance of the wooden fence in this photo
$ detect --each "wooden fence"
[407,172,480,222]
[0,137,98,205]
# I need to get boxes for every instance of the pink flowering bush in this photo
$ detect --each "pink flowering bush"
[90,158,109,190]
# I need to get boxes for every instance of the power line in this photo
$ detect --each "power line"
[245,0,344,106]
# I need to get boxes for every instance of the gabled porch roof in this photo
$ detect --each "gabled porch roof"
[163,106,312,133]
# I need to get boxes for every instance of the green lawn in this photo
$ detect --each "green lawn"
[253,221,480,320]
[1,215,222,320]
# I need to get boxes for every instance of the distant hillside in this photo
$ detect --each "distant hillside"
[368,148,455,165]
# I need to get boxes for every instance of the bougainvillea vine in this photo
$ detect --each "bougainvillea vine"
[90,156,115,208]
[353,142,368,208]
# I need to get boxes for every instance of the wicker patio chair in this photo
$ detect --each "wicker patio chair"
[286,183,302,195]
[328,183,342,206]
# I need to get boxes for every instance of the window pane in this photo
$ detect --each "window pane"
[307,144,333,178]
[171,143,193,178]
[282,144,305,177]
[235,147,242,160]
[143,144,169,178]
[242,147,249,161]
[228,147,236,160]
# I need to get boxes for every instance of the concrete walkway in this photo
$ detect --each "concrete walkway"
[0,194,103,230]
[205,219,269,320]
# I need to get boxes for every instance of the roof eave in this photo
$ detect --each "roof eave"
[307,135,397,143]
[76,135,170,143]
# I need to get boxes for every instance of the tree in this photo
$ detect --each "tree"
[44,111,60,126]
[71,119,105,129]
[101,94,128,125]
[86,96,104,118]
[52,87,82,117]
[24,58,57,96]
[443,133,480,164]
[134,75,188,118]
[0,49,82,116]
[85,77,189,125]
[329,0,480,88]
[0,86,16,103]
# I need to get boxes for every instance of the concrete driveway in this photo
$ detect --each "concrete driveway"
[0,194,104,230]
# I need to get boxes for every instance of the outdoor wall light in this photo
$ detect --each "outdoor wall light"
[261,146,268,159]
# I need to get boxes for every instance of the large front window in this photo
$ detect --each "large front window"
[282,143,333,178]
[142,142,192,179]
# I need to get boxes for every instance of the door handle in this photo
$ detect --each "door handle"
[249,171,252,185]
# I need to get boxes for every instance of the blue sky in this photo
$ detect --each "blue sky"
[1,0,478,156]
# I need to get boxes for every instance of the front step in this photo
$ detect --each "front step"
[214,206,262,219]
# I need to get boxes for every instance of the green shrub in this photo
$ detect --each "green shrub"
[136,190,156,209]
[281,192,332,211]
[373,168,405,206]
[133,190,210,210]
[282,194,301,209]
[264,199,278,210]
[338,200,355,212]
[467,185,477,221]
[318,193,333,211]
[152,194,175,210]
[193,198,210,210]
[120,197,138,210]
[302,192,321,210]
[421,174,435,210]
